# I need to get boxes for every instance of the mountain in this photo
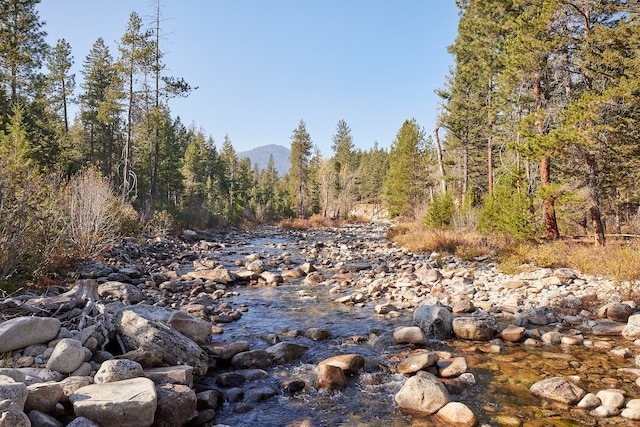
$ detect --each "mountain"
[238,144,290,174]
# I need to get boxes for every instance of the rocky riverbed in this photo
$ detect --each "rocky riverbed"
[1,222,640,426]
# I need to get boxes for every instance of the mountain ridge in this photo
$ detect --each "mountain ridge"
[238,144,290,174]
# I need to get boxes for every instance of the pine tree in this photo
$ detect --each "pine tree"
[45,38,75,133]
[288,120,313,218]
[331,119,357,218]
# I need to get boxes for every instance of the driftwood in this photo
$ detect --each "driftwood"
[0,279,118,351]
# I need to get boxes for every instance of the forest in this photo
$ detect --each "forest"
[0,0,639,286]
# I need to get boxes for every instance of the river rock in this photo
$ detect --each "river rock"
[395,371,451,415]
[438,357,468,378]
[26,410,63,427]
[94,359,144,384]
[0,317,61,353]
[153,383,197,427]
[530,377,585,405]
[187,266,236,283]
[316,364,346,390]
[97,281,144,304]
[605,303,633,323]
[144,366,193,387]
[415,267,442,284]
[500,324,525,342]
[202,341,250,360]
[113,304,209,376]
[596,389,625,408]
[452,316,496,341]
[46,338,88,374]
[436,401,477,427]
[260,271,283,285]
[265,342,309,364]
[397,352,439,374]
[24,382,62,413]
[58,377,93,403]
[622,314,640,340]
[167,310,211,344]
[393,326,427,345]
[0,401,30,427]
[0,380,28,411]
[318,354,365,375]
[413,305,452,339]
[70,377,157,427]
[577,393,601,409]
[622,406,640,421]
[231,350,274,369]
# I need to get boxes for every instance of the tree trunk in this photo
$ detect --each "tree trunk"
[434,125,447,194]
[585,152,606,246]
[540,156,560,239]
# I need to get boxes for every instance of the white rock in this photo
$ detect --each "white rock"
[46,339,87,374]
[0,317,61,353]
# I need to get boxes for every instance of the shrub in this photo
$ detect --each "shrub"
[145,210,176,237]
[423,192,455,229]
[66,168,122,259]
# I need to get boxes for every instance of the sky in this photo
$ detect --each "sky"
[37,1,460,155]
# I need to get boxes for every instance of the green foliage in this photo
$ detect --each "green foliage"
[424,192,455,229]
[478,170,537,241]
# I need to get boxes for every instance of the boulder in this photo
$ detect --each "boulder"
[26,410,63,427]
[202,341,250,360]
[530,377,585,405]
[413,305,452,339]
[317,354,364,375]
[0,380,28,411]
[46,338,88,374]
[622,315,640,341]
[397,352,439,375]
[167,310,211,344]
[265,342,309,364]
[395,371,451,415]
[153,383,197,427]
[596,389,625,409]
[231,350,274,369]
[0,401,30,427]
[437,357,468,378]
[97,281,144,304]
[25,382,63,413]
[500,325,525,343]
[94,359,144,384]
[452,316,497,341]
[113,305,209,376]
[70,377,157,427]
[144,366,193,387]
[436,401,477,427]
[0,317,61,353]
[316,364,346,390]
[186,266,236,284]
[393,326,427,345]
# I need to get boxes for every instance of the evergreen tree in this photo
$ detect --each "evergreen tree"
[384,119,427,218]
[331,119,357,218]
[288,120,313,218]
[45,38,75,133]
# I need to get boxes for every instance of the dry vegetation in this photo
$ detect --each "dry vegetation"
[388,222,640,298]
[278,214,370,230]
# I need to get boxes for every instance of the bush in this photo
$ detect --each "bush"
[145,210,176,237]
[423,192,455,229]
[66,168,122,259]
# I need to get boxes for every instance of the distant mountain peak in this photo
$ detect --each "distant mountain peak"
[238,144,290,174]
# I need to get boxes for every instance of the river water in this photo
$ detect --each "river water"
[202,229,637,427]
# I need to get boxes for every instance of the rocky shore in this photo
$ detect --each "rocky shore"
[1,223,640,426]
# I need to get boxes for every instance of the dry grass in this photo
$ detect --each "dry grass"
[278,214,370,230]
[386,222,503,260]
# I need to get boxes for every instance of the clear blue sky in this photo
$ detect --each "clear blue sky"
[37,1,459,155]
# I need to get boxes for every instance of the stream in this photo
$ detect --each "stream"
[191,226,638,427]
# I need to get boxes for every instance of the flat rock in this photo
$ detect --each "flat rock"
[452,316,496,341]
[530,377,585,405]
[0,317,61,353]
[397,352,439,374]
[70,377,157,427]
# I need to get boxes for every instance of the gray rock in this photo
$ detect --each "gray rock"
[397,352,439,374]
[231,350,274,369]
[0,317,61,353]
[0,401,30,427]
[413,305,452,339]
[25,382,63,413]
[46,338,87,374]
[70,377,157,427]
[113,305,209,376]
[265,342,309,364]
[395,371,451,415]
[97,281,144,304]
[27,410,63,427]
[452,316,496,341]
[153,383,197,427]
[530,377,585,405]
[623,314,640,341]
[144,365,193,387]
[167,310,211,345]
[202,341,250,360]
[393,326,427,345]
[94,359,144,384]
[0,380,28,412]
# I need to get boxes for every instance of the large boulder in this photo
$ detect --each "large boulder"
[622,314,640,341]
[70,377,157,427]
[530,377,585,405]
[113,305,208,376]
[46,338,89,374]
[97,281,144,304]
[167,310,211,345]
[413,305,452,339]
[0,380,28,411]
[452,316,497,341]
[395,371,451,415]
[94,359,144,384]
[153,383,197,427]
[0,317,60,353]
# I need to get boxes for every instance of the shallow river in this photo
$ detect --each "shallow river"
[203,231,637,427]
